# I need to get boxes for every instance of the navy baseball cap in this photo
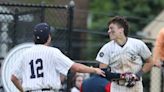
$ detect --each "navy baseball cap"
[33,23,51,43]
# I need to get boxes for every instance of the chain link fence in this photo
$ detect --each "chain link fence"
[0,2,74,57]
[0,1,74,92]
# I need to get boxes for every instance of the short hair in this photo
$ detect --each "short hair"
[33,23,51,44]
[108,16,129,36]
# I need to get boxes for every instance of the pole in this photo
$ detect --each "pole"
[40,1,45,22]
[12,8,19,47]
[66,0,75,92]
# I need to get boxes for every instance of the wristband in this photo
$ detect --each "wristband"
[136,69,144,78]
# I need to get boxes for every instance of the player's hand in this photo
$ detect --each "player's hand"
[120,72,137,81]
[127,74,138,88]
[120,72,138,88]
[125,79,136,88]
[93,68,106,77]
[154,60,163,68]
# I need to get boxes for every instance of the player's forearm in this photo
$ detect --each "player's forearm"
[11,75,23,92]
[135,57,153,80]
[142,58,153,73]
[99,63,108,68]
[71,63,97,73]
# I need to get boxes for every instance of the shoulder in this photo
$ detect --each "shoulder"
[34,45,62,54]
[71,87,79,92]
[128,38,148,50]
[102,41,114,48]
[128,37,140,42]
[98,41,114,53]
[46,46,64,56]
[128,37,144,44]
[48,46,60,51]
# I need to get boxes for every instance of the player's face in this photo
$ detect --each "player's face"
[108,23,123,40]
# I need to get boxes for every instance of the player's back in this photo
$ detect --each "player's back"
[20,44,64,90]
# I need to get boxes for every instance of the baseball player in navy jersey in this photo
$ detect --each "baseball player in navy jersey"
[10,23,105,92]
[96,16,154,92]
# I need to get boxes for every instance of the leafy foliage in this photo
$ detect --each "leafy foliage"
[87,1,164,92]
[89,0,164,34]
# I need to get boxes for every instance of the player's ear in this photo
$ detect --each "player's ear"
[48,35,51,41]
[45,35,51,45]
[120,27,124,32]
[118,27,123,34]
[33,35,36,43]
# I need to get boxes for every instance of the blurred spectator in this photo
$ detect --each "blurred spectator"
[153,28,164,67]
[59,74,67,92]
[0,62,4,92]
[71,73,84,92]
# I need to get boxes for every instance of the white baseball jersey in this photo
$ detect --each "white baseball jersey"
[71,87,80,92]
[12,44,74,91]
[96,37,152,92]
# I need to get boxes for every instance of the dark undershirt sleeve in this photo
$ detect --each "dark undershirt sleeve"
[101,68,121,81]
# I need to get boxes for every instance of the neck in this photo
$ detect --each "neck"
[75,86,80,90]
[44,42,50,46]
[115,36,127,46]
[44,36,51,46]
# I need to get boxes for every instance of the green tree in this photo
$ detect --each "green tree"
[89,0,164,34]
[85,0,164,60]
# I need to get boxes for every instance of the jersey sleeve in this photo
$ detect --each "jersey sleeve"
[96,44,110,65]
[54,49,75,76]
[138,41,152,60]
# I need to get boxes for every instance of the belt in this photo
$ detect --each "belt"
[26,88,53,92]
[113,80,126,86]
[42,88,51,91]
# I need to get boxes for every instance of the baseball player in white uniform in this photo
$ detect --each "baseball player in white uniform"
[96,16,153,92]
[11,23,105,92]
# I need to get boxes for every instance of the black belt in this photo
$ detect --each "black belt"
[113,80,127,86]
[26,88,52,92]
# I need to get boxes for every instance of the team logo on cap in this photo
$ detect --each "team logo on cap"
[36,36,40,39]
[99,52,104,57]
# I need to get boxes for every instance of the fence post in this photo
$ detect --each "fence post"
[40,1,45,22]
[66,0,75,57]
[13,8,19,47]
[66,0,75,92]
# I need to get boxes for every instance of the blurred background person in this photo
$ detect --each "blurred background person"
[59,74,67,92]
[153,28,164,67]
[71,73,84,92]
[0,63,4,92]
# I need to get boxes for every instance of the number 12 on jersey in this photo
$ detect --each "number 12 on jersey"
[29,59,44,79]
